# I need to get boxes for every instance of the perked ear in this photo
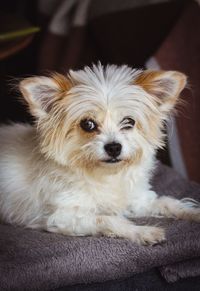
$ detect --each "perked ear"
[19,73,72,118]
[135,70,187,113]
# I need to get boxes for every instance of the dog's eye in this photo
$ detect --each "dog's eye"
[80,119,97,132]
[121,117,135,130]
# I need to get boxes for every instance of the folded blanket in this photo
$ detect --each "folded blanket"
[1,162,200,291]
[160,258,200,283]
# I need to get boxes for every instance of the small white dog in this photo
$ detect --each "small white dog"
[0,64,199,245]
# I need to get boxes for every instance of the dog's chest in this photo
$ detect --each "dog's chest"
[74,176,128,215]
[49,170,132,215]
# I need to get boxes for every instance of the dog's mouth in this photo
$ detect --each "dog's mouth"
[102,158,122,164]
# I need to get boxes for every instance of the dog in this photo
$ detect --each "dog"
[0,64,199,245]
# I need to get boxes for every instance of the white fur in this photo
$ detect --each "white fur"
[0,64,199,245]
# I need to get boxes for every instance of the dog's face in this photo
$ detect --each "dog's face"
[20,65,186,173]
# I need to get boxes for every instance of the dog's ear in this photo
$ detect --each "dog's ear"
[19,73,72,118]
[135,70,187,113]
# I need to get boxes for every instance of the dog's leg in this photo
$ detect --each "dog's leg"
[126,191,200,222]
[149,196,200,221]
[46,208,165,245]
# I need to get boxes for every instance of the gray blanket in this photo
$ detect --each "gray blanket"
[160,258,200,283]
[1,163,200,290]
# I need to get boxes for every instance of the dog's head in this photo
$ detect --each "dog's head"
[20,64,186,174]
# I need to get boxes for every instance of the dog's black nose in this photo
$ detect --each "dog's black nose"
[104,142,122,158]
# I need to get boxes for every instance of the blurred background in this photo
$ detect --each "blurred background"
[0,0,199,183]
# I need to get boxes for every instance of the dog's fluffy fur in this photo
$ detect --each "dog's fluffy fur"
[0,64,199,244]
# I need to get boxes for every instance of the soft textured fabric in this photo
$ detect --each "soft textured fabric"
[160,258,200,283]
[1,162,200,290]
[58,269,200,291]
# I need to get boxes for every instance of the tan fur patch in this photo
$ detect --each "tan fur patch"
[136,117,164,150]
[96,217,103,224]
[51,73,72,93]
[134,70,164,93]
[125,148,143,167]
[77,124,99,140]
[134,70,187,101]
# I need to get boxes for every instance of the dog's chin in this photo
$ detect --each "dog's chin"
[99,158,127,174]
[101,158,122,164]
[69,156,132,176]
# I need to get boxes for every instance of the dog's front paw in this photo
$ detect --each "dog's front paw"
[135,226,166,245]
